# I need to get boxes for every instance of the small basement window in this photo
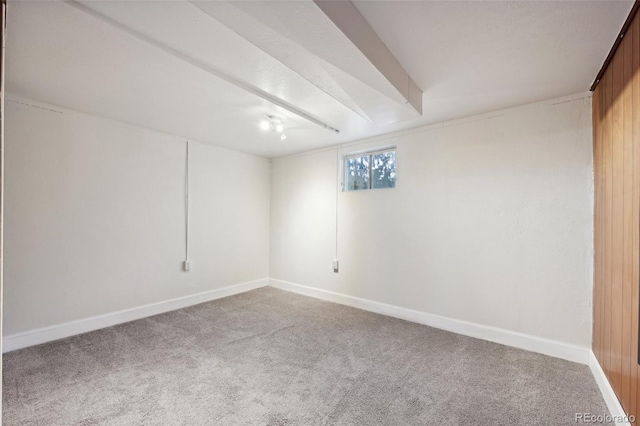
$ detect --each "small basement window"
[344,148,396,191]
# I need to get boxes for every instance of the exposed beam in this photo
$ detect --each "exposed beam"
[193,0,422,126]
[64,0,340,134]
[313,0,422,115]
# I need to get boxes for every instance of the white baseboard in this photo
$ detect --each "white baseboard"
[588,351,632,426]
[3,278,269,353]
[269,278,590,365]
[3,276,591,366]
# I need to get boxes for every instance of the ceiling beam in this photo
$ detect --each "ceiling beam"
[65,0,340,134]
[313,0,422,115]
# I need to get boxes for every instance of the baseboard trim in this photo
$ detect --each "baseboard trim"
[588,351,632,426]
[269,278,590,365]
[3,278,269,353]
[3,277,591,365]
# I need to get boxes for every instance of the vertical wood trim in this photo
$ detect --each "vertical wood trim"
[622,24,634,409]
[595,71,604,364]
[632,13,640,421]
[605,62,614,390]
[600,64,607,367]
[611,44,624,394]
[594,79,602,363]
[598,69,605,364]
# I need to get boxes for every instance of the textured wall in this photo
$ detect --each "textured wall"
[4,97,270,335]
[271,95,594,347]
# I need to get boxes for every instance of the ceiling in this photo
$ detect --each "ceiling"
[6,0,633,158]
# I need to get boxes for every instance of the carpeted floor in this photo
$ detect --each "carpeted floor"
[3,287,611,425]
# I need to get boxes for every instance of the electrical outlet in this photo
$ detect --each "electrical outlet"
[184,259,191,271]
[333,259,339,273]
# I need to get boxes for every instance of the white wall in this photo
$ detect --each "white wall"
[4,97,270,335]
[271,94,594,348]
[5,93,593,351]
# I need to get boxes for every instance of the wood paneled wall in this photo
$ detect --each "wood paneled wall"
[593,5,640,422]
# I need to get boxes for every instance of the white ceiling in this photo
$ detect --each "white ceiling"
[6,0,633,158]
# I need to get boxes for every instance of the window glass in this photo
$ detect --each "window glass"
[344,148,396,192]
[346,155,370,191]
[371,151,396,189]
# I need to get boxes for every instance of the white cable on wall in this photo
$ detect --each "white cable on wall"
[184,141,191,271]
[334,148,339,273]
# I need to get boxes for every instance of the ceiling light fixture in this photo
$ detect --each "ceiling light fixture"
[261,115,288,141]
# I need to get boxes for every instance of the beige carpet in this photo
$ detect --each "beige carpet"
[3,287,611,425]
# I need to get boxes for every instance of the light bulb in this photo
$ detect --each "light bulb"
[275,124,284,133]
[280,134,287,140]
[260,120,270,131]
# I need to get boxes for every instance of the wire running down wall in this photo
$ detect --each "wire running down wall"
[3,97,270,337]
[271,93,594,352]
[592,6,640,423]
